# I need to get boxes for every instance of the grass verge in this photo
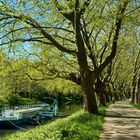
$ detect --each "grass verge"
[129,100,140,109]
[2,107,106,140]
[132,104,140,109]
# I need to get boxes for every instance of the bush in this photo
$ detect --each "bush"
[0,98,8,107]
[132,104,140,109]
[7,95,40,106]
[19,98,40,104]
[7,95,22,105]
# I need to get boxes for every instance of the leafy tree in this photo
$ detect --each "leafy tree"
[0,0,134,114]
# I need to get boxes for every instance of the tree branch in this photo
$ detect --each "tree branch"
[26,72,58,81]
[125,5,140,16]
[0,37,53,46]
[54,0,74,22]
[94,0,129,78]
[0,12,77,55]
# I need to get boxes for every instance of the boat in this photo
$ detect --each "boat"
[0,100,58,128]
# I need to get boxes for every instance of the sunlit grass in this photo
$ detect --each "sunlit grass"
[2,107,106,140]
[132,104,140,109]
[129,101,140,110]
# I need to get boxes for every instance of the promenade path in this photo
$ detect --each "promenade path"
[99,101,140,140]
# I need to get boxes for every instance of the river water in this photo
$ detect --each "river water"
[0,124,35,138]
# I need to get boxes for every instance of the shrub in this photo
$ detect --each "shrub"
[7,95,40,106]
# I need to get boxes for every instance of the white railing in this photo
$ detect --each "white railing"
[0,100,58,116]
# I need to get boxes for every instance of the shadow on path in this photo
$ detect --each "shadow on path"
[99,101,140,140]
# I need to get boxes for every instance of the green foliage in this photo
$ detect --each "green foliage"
[59,104,82,116]
[2,108,106,140]
[7,95,40,106]
[39,97,54,104]
[0,0,138,115]
[0,52,81,106]
[19,98,40,105]
[45,78,81,95]
[132,104,140,110]
[0,98,8,108]
[7,95,22,106]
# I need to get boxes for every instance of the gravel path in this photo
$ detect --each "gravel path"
[99,101,140,140]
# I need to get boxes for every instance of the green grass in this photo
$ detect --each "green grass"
[132,104,140,109]
[129,100,140,109]
[2,107,106,140]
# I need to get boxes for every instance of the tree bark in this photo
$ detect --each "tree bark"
[102,81,110,103]
[131,75,136,103]
[136,76,140,104]
[82,71,98,114]
[107,84,113,101]
[95,78,106,106]
[73,2,98,114]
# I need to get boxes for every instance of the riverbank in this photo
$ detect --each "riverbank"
[1,107,106,140]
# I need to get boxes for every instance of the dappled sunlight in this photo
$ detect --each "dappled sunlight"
[99,101,140,140]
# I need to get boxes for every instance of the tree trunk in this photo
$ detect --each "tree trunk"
[131,82,136,103]
[102,81,110,103]
[95,78,106,106]
[99,92,106,106]
[74,9,98,114]
[107,83,113,101]
[136,77,140,104]
[114,92,118,101]
[82,70,98,114]
[131,50,140,103]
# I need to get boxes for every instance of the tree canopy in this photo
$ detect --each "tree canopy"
[0,0,140,114]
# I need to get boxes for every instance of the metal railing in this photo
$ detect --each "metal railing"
[0,103,49,113]
[0,100,58,116]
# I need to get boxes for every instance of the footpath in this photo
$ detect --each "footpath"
[99,101,140,140]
